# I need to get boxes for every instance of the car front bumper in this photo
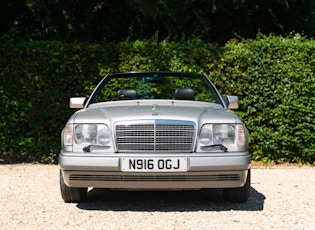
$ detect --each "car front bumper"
[59,151,250,189]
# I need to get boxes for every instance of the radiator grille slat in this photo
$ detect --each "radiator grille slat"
[115,121,195,152]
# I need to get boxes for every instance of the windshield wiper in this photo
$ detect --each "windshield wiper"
[201,144,227,152]
[83,145,110,152]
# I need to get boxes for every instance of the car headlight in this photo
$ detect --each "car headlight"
[74,124,97,145]
[74,124,111,146]
[198,124,247,151]
[63,124,111,151]
[213,124,235,145]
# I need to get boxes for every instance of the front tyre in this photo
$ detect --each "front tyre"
[60,170,87,203]
[223,169,251,202]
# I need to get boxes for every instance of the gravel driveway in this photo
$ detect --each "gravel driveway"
[0,164,314,230]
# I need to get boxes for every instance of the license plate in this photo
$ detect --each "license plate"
[121,157,188,172]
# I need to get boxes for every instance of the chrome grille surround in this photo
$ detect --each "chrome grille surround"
[115,120,196,152]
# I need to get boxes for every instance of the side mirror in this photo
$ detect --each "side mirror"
[223,96,239,109]
[69,97,86,109]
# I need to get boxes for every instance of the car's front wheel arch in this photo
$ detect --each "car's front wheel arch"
[59,170,87,203]
[223,169,251,202]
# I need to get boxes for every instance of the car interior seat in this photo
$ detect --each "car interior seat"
[174,88,195,100]
[117,88,137,100]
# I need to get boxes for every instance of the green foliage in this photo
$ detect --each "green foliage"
[0,38,115,163]
[2,0,315,44]
[1,34,315,165]
[209,34,315,164]
[113,36,218,73]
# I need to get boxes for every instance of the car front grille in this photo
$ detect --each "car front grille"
[115,120,195,152]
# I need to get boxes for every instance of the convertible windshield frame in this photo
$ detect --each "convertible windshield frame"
[84,71,225,108]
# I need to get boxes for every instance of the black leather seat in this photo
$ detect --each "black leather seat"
[174,88,195,100]
[117,88,137,99]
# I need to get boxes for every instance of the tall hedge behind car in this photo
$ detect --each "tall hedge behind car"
[0,34,314,164]
[209,34,315,164]
[0,39,115,162]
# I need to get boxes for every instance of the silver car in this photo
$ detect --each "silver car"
[59,71,250,203]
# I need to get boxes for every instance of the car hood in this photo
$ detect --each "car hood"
[69,100,242,126]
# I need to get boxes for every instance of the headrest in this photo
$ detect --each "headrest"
[174,88,195,100]
[118,88,137,99]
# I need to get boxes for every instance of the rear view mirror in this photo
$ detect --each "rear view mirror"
[69,97,86,108]
[223,96,239,109]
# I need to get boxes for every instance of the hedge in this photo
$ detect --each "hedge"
[209,34,315,164]
[0,39,116,163]
[0,34,314,164]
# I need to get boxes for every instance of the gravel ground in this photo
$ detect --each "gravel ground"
[0,164,314,230]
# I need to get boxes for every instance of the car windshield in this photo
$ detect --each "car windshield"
[91,72,221,104]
